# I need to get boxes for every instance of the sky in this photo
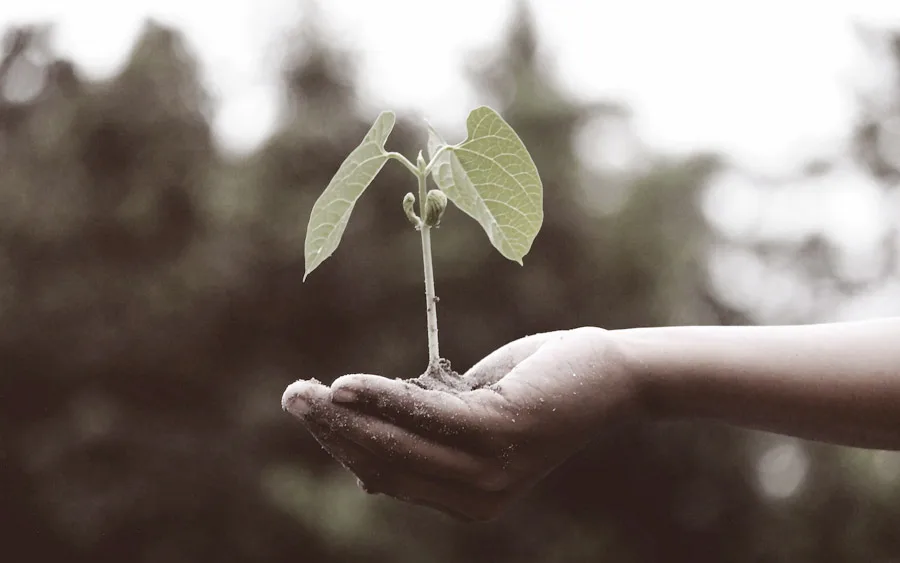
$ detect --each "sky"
[2,0,900,319]
[2,0,900,168]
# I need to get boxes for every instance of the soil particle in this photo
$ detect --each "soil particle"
[408,358,482,394]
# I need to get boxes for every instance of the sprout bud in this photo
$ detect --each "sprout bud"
[402,192,421,228]
[423,189,448,227]
[416,150,427,172]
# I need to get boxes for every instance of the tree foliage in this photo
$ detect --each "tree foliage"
[2,5,899,562]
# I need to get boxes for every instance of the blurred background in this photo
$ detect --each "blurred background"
[2,0,900,561]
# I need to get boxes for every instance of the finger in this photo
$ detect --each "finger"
[302,420,475,520]
[311,393,509,491]
[304,417,508,522]
[283,379,386,480]
[328,333,558,441]
[304,417,385,484]
[331,375,482,439]
[331,375,514,455]
[343,410,509,492]
[464,331,562,383]
[283,377,507,487]
[282,378,330,419]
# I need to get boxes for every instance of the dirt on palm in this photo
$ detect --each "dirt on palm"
[408,358,485,394]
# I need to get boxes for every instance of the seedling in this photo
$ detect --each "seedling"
[303,106,543,391]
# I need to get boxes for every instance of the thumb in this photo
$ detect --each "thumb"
[493,328,629,430]
[488,330,596,413]
[463,331,563,387]
[489,340,568,407]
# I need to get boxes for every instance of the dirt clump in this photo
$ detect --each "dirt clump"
[408,358,481,394]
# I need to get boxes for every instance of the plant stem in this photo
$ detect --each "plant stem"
[416,166,440,369]
[387,152,419,176]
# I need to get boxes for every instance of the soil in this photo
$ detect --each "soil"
[407,357,484,394]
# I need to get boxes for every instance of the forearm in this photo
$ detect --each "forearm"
[614,318,900,450]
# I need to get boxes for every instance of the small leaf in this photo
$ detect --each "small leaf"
[423,189,448,227]
[304,111,395,280]
[402,192,421,228]
[427,107,543,264]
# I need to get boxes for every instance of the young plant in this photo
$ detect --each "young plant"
[303,106,543,390]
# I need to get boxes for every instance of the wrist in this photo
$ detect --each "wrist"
[568,326,658,424]
[609,328,675,421]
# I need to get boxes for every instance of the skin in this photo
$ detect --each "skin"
[282,318,900,522]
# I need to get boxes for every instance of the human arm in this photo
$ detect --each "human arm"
[618,317,900,450]
[281,318,900,521]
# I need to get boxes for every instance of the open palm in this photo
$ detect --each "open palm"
[282,327,640,521]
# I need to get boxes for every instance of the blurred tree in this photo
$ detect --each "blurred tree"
[0,22,333,563]
[3,4,900,563]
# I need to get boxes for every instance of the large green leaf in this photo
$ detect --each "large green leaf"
[304,111,395,280]
[427,106,543,264]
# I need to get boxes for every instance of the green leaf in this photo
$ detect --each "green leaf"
[304,111,395,280]
[427,107,543,264]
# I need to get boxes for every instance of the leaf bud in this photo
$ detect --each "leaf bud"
[423,189,448,227]
[416,150,427,172]
[402,192,421,228]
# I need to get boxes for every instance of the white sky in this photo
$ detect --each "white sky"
[2,0,900,169]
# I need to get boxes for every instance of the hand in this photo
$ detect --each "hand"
[281,327,642,521]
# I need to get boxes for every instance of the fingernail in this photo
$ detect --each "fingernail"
[282,382,311,416]
[283,395,310,416]
[332,388,357,404]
